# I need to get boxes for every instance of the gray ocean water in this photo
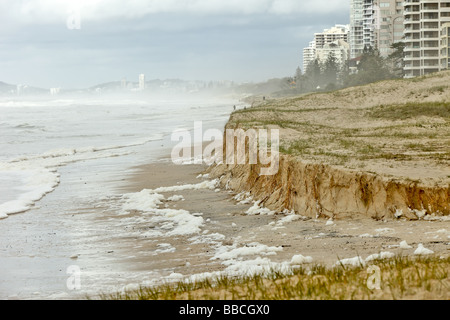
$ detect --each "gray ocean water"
[0,95,236,299]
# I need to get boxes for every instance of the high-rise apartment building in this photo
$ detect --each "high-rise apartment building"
[351,0,378,58]
[303,25,350,73]
[404,0,450,77]
[139,74,145,91]
[441,22,450,69]
[314,25,350,48]
[350,0,365,58]
[350,0,404,58]
[315,40,350,66]
[375,0,404,57]
[363,0,376,50]
[303,41,316,73]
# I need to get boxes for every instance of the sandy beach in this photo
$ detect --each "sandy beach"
[0,73,448,300]
[1,122,448,300]
[110,155,449,287]
[4,0,450,303]
[94,72,450,299]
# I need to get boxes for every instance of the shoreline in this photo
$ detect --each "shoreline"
[1,90,448,300]
[109,154,450,289]
[105,75,450,293]
[2,145,446,300]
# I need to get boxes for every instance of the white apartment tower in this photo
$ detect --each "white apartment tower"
[351,0,379,57]
[139,74,145,90]
[315,40,350,66]
[404,0,450,77]
[314,25,349,48]
[350,0,365,58]
[441,22,450,69]
[303,25,350,73]
[363,0,376,50]
[303,40,316,73]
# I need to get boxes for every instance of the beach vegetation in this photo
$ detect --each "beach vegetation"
[100,255,449,300]
[368,102,450,120]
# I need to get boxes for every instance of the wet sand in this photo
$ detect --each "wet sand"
[117,158,450,277]
[1,154,448,300]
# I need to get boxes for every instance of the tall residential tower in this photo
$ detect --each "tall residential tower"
[375,0,404,57]
[139,74,145,91]
[441,22,450,70]
[404,0,450,77]
[303,41,316,73]
[303,25,350,73]
[350,0,404,58]
[350,0,365,58]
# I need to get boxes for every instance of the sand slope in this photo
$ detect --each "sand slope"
[209,71,450,220]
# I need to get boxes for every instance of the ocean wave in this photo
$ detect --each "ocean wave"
[0,166,60,219]
[0,134,164,220]
[0,98,152,109]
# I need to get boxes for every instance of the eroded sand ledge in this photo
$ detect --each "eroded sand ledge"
[207,72,450,221]
[208,157,449,220]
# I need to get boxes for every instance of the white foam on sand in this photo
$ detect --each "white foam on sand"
[115,179,299,292]
[410,209,427,219]
[154,243,176,255]
[245,201,275,216]
[211,242,283,261]
[118,177,227,238]
[365,251,395,262]
[188,232,225,246]
[335,256,366,267]
[233,191,253,204]
[221,257,291,276]
[210,241,293,277]
[414,243,434,255]
[151,179,219,193]
[122,190,165,212]
[120,186,208,238]
[290,254,313,265]
[167,195,184,202]
[336,250,399,267]
[399,240,413,249]
[278,215,301,224]
[127,239,293,292]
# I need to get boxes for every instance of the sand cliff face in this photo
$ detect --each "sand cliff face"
[208,71,450,221]
[209,156,449,220]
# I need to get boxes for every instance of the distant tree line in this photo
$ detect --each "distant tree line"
[288,43,405,95]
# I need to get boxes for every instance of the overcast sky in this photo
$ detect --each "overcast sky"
[0,0,350,89]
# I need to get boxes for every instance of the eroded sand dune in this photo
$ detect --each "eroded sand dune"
[209,71,450,220]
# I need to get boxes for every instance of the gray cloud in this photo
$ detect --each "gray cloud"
[0,0,350,88]
[1,0,349,23]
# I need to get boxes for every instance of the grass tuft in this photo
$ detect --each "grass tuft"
[99,255,449,300]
